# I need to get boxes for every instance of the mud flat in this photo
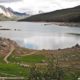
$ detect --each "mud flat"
[0,28,11,30]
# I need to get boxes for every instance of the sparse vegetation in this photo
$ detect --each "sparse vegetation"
[0,37,80,79]
[27,55,80,80]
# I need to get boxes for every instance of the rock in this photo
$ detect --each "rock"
[72,44,80,48]
[75,44,80,48]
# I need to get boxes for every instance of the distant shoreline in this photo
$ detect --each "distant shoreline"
[18,20,80,27]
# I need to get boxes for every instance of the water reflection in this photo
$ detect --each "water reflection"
[23,35,80,50]
[0,21,80,50]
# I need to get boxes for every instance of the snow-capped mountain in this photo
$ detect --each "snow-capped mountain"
[0,5,28,18]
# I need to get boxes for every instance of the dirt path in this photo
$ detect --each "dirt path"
[4,45,15,64]
[21,51,38,56]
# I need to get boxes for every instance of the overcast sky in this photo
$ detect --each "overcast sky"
[0,0,80,14]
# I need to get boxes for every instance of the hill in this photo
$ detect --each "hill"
[19,5,80,22]
[0,37,80,79]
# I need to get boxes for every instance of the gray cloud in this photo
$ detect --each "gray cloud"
[0,0,22,3]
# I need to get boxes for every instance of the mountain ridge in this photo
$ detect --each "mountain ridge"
[0,5,29,18]
[19,5,80,22]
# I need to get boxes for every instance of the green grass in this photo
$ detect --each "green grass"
[8,54,46,64]
[0,56,5,63]
[0,63,29,77]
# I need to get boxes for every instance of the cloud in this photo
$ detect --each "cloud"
[0,0,22,3]
[0,0,80,14]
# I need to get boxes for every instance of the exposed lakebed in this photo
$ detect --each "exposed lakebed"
[0,21,80,50]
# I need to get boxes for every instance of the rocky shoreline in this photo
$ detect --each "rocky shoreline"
[0,37,80,56]
[54,22,80,27]
[0,37,18,57]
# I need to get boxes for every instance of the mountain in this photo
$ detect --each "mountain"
[19,5,80,22]
[0,14,11,21]
[0,5,29,19]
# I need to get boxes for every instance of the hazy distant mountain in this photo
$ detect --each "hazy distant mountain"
[0,14,11,21]
[0,5,29,19]
[19,5,80,22]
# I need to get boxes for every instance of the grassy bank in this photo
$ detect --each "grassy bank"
[0,64,29,77]
[8,54,46,64]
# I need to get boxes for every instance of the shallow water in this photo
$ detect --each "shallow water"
[0,21,80,50]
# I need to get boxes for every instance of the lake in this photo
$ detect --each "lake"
[0,21,80,50]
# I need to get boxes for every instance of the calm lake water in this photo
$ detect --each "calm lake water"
[0,21,80,50]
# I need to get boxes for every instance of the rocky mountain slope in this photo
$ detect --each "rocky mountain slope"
[0,5,29,20]
[0,14,11,21]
